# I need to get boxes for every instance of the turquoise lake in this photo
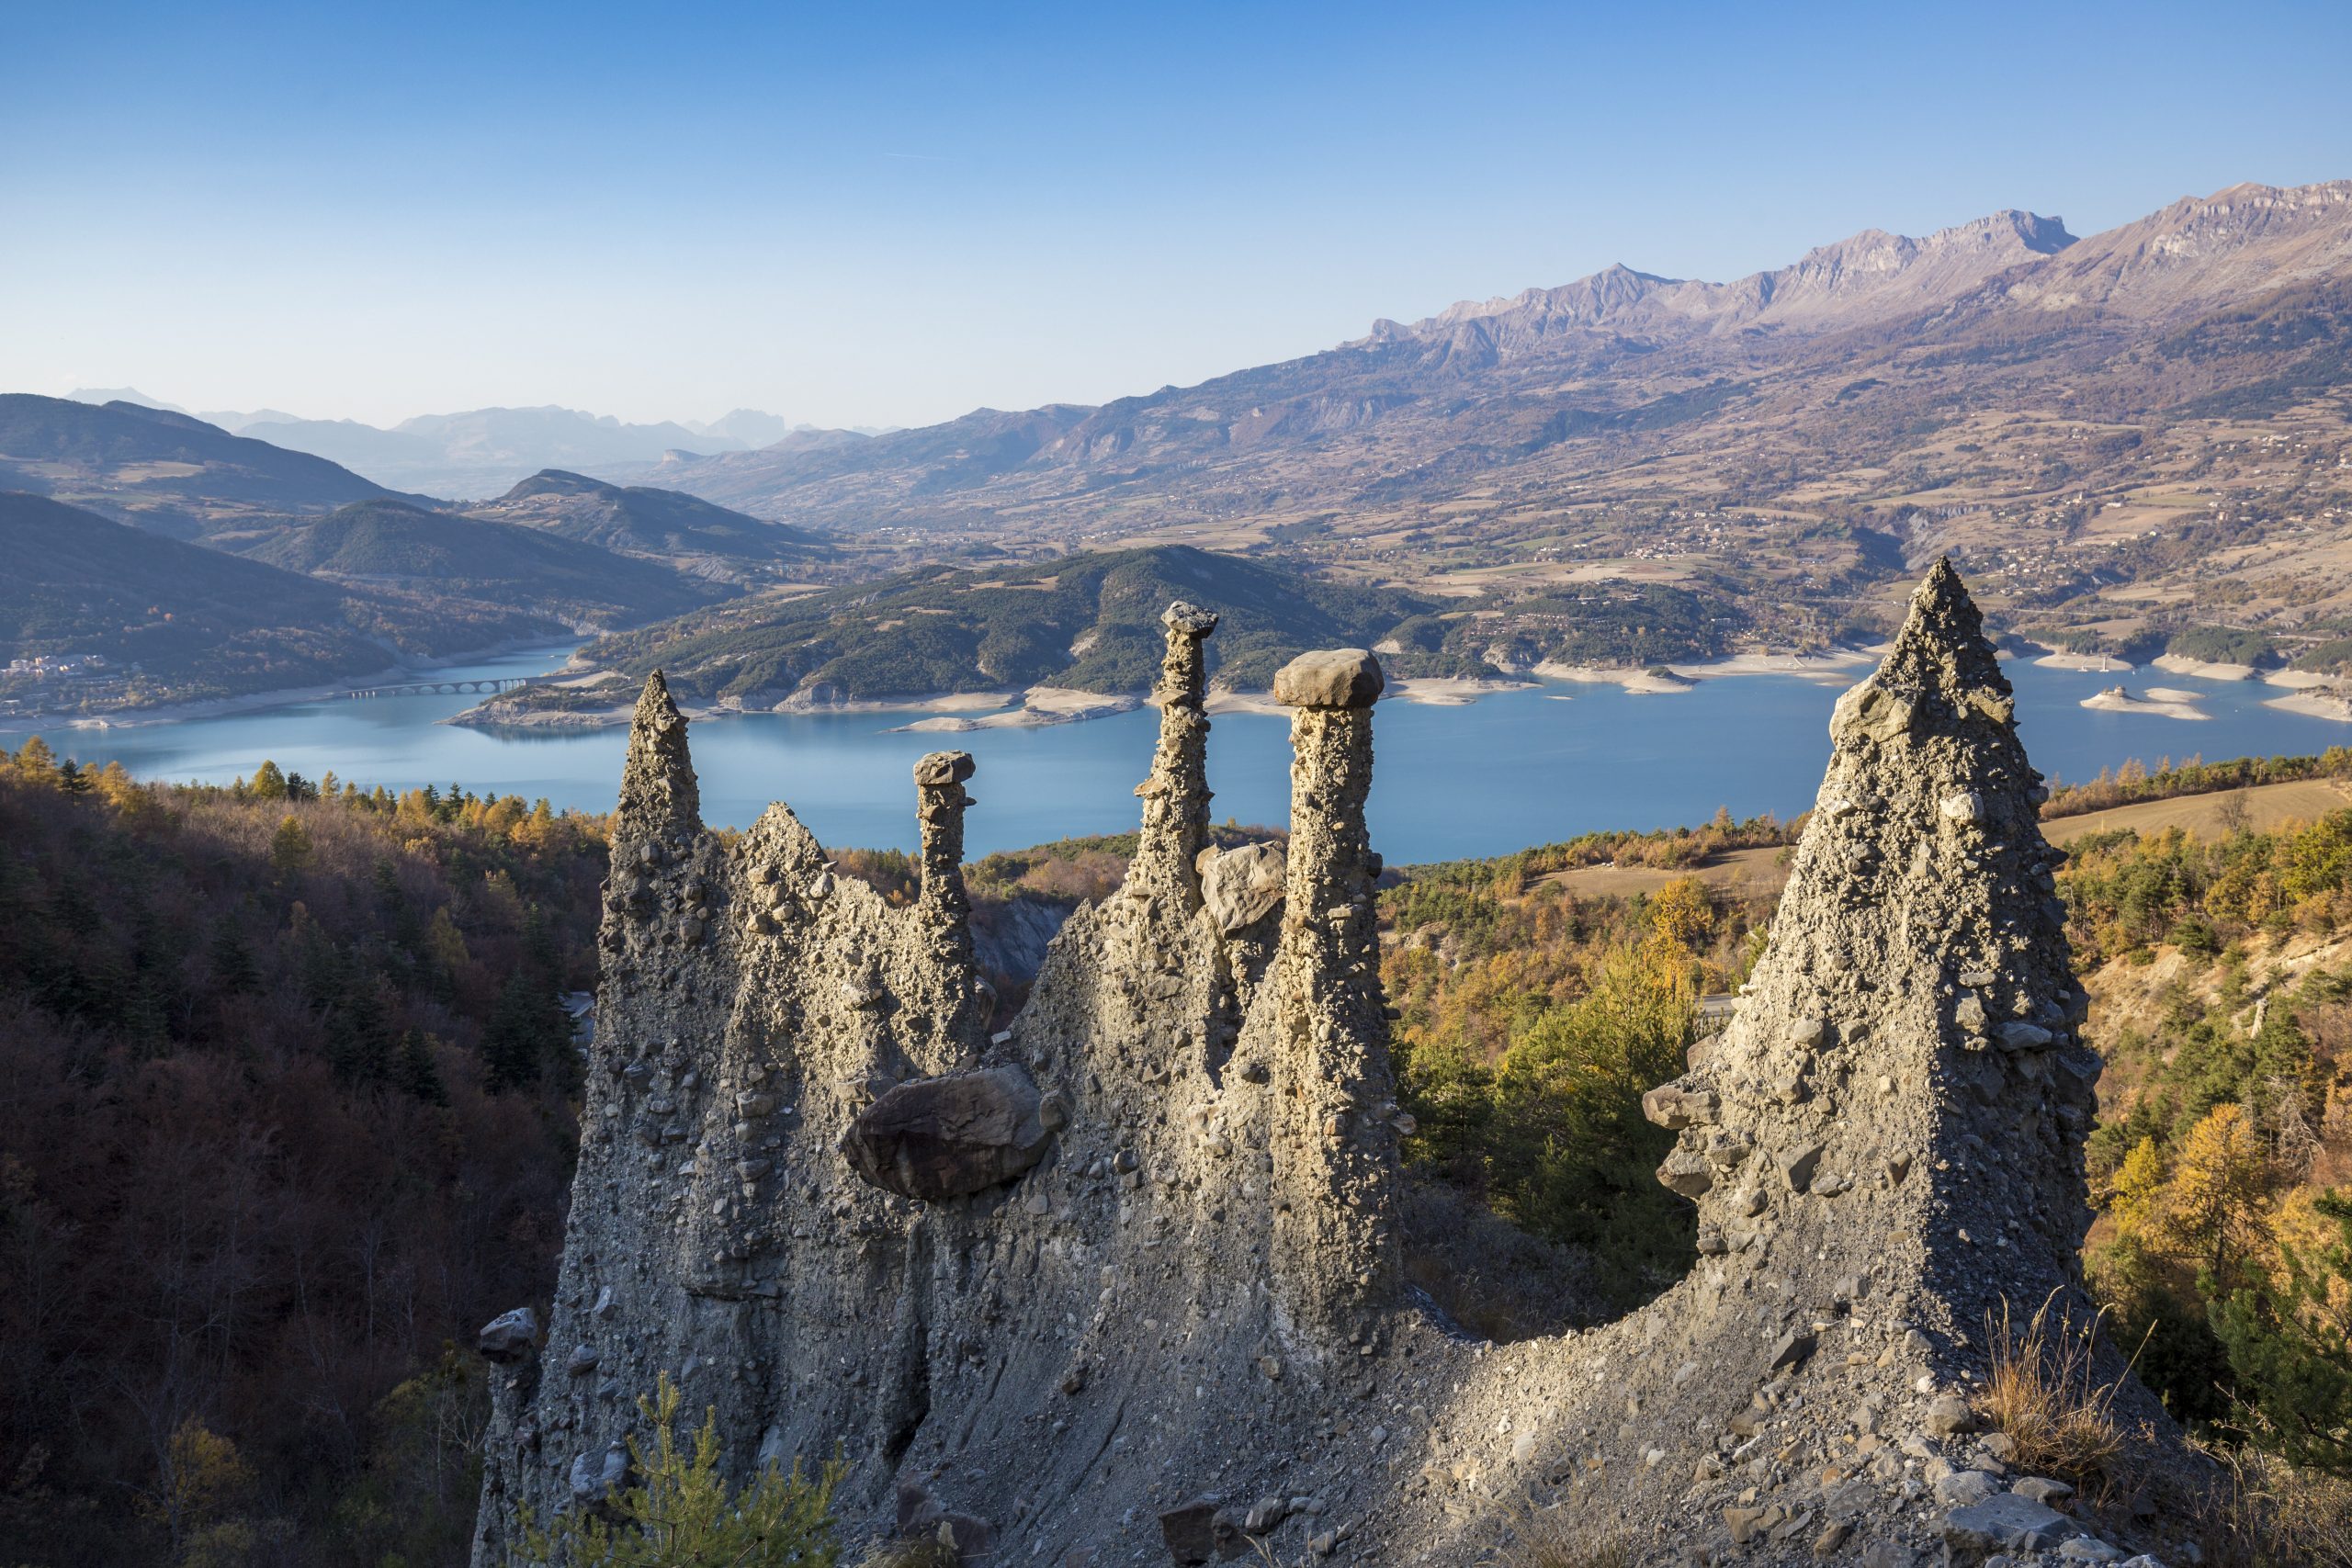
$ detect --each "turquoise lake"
[12,646,2350,863]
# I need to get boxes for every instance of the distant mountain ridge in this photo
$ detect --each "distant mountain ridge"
[624,179,2352,536]
[464,469,834,578]
[0,491,563,700]
[232,497,722,629]
[0,395,399,536]
[1363,208,2079,348]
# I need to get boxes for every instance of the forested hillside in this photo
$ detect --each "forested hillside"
[572,543,1443,707]
[233,498,720,628]
[0,746,605,1567]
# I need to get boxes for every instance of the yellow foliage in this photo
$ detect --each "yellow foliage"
[1647,876,1712,952]
[2166,1103,2276,1289]
[2109,1136,2167,1240]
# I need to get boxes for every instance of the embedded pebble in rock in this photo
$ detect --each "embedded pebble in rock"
[471,565,2200,1567]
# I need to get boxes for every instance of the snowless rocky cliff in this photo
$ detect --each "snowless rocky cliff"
[474,564,2191,1566]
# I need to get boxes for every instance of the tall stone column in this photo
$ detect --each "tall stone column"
[913,749,987,1056]
[914,749,977,931]
[1126,602,1219,912]
[615,671,700,841]
[1265,649,1399,1338]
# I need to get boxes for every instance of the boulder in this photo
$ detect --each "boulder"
[914,750,977,787]
[1197,842,1286,933]
[1941,1493,2080,1558]
[1159,1496,1248,1563]
[1164,602,1220,636]
[1925,1394,1978,1437]
[1271,649,1384,709]
[1642,1084,1720,1131]
[568,1440,628,1501]
[842,1065,1056,1201]
[478,1306,538,1363]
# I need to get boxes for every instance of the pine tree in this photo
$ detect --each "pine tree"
[2216,1190,2352,1474]
[56,759,92,795]
[2167,1103,2274,1294]
[249,761,289,801]
[269,814,313,876]
[393,1030,448,1105]
[481,970,566,1091]
[209,919,262,996]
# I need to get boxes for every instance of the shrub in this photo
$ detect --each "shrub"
[516,1374,842,1567]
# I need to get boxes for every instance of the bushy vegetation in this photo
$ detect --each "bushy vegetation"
[1477,581,1744,668]
[515,1376,842,1568]
[0,739,602,1565]
[2168,626,2281,669]
[1383,858,1768,1307]
[2043,749,2352,819]
[2065,807,2352,1483]
[577,545,1434,706]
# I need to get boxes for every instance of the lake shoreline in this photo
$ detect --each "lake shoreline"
[447,648,1889,732]
[27,637,586,734]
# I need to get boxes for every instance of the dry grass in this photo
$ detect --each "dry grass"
[1489,1495,1633,1568]
[1978,1290,2132,1478]
[2186,1441,2352,1568]
[859,1536,959,1568]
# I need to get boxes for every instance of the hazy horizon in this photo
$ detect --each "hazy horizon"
[6,0,2349,432]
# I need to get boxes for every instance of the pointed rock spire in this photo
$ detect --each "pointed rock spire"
[615,671,701,839]
[1645,558,2094,1335]
[1125,602,1218,908]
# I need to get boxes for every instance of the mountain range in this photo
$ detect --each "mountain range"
[0,397,852,709]
[18,176,2352,711]
[622,182,2352,546]
[0,491,566,702]
[62,391,893,499]
[462,469,834,581]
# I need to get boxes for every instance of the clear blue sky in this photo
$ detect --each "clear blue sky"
[3,1,2346,431]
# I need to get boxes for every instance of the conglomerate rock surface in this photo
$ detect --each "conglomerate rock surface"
[474,573,2198,1566]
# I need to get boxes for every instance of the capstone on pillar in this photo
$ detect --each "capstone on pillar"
[1265,648,1399,1334]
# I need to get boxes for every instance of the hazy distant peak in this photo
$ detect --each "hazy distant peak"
[68,386,187,413]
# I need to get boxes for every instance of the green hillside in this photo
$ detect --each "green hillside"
[469,469,832,566]
[578,544,1444,705]
[0,394,399,536]
[238,498,721,627]
[0,492,559,705]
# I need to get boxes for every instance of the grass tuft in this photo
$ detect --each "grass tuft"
[1978,1290,2132,1478]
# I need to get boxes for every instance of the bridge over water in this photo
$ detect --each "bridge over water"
[345,676,531,700]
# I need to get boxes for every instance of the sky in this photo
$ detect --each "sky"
[4,1,2349,433]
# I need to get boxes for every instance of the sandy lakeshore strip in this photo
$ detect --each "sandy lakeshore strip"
[890,687,1140,732]
[2265,689,2352,723]
[1389,676,1537,705]
[2080,685,2210,720]
[2153,653,2263,682]
[1533,661,1696,694]
[1673,650,1874,683]
[2036,651,2135,674]
[780,689,1020,716]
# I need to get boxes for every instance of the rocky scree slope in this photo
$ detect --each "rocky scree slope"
[472,564,2199,1566]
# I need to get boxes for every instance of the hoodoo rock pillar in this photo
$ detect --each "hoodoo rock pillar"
[1126,601,1219,912]
[1266,648,1400,1337]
